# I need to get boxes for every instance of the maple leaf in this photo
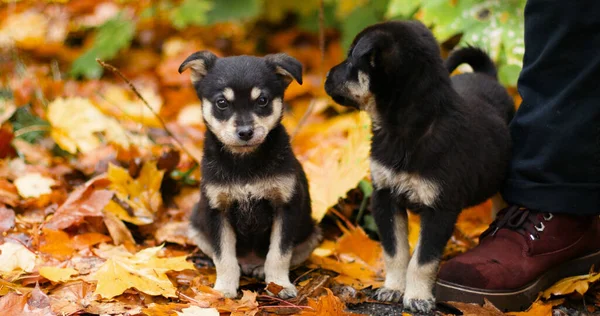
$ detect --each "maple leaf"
[0,292,28,315]
[447,299,504,316]
[94,85,164,128]
[106,161,164,225]
[45,176,113,230]
[298,112,372,221]
[506,299,564,316]
[90,245,195,298]
[0,240,36,273]
[541,271,600,299]
[300,288,351,316]
[13,172,55,198]
[39,267,79,283]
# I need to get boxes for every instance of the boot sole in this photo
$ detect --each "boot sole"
[435,250,600,311]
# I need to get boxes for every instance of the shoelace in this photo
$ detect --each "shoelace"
[484,205,553,240]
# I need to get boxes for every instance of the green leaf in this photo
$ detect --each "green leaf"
[498,63,521,86]
[10,106,49,143]
[169,0,213,29]
[386,0,420,18]
[341,5,380,50]
[362,214,379,233]
[207,0,261,24]
[70,14,136,79]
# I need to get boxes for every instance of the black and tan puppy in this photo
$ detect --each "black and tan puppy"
[325,21,513,313]
[179,52,321,299]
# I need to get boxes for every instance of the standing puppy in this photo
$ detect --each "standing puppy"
[180,51,321,299]
[325,21,513,313]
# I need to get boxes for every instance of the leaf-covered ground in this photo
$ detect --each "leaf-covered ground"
[0,1,599,315]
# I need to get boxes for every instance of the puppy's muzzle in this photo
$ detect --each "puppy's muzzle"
[236,126,254,141]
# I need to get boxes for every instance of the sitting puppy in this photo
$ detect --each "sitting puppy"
[179,51,321,299]
[325,21,513,313]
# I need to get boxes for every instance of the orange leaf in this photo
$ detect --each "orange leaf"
[300,288,351,316]
[72,232,112,250]
[506,299,563,316]
[0,292,28,315]
[40,229,75,260]
[447,299,504,316]
[541,272,600,299]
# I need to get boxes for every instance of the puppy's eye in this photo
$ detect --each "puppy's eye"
[216,98,228,110]
[257,96,269,107]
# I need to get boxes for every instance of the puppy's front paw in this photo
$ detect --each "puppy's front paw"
[373,287,403,303]
[403,297,435,314]
[266,282,298,299]
[214,285,238,298]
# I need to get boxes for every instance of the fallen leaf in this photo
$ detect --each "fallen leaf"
[336,225,383,268]
[71,232,112,250]
[26,284,52,315]
[541,272,600,299]
[447,298,504,316]
[40,229,75,260]
[300,288,351,316]
[506,299,563,316]
[0,292,28,315]
[0,240,36,273]
[155,221,192,245]
[143,303,190,316]
[95,85,164,128]
[0,206,15,233]
[45,176,113,230]
[90,245,195,298]
[39,267,79,283]
[48,281,95,315]
[102,209,136,245]
[106,161,164,225]
[299,112,372,221]
[0,179,19,206]
[177,306,219,316]
[190,286,259,315]
[13,172,55,198]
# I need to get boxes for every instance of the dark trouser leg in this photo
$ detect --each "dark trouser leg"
[502,0,600,214]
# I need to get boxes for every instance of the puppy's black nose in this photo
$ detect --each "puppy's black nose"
[237,126,254,141]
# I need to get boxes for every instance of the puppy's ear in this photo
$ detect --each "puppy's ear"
[265,53,303,87]
[351,32,391,67]
[178,50,218,84]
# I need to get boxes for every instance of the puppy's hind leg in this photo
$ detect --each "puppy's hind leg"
[265,209,297,299]
[372,188,410,303]
[213,219,241,298]
[403,207,459,314]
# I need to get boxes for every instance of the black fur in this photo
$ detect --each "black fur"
[182,51,317,292]
[325,20,513,312]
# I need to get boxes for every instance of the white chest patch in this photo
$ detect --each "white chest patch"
[370,159,439,206]
[204,174,297,210]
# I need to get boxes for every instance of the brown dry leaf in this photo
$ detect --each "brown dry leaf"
[506,299,563,316]
[541,272,600,299]
[190,286,259,315]
[447,299,504,316]
[0,292,28,315]
[336,225,383,268]
[26,284,53,315]
[48,281,95,315]
[90,245,195,298]
[102,209,136,246]
[0,205,15,233]
[0,179,19,207]
[0,125,16,159]
[300,288,351,316]
[155,221,192,245]
[45,176,112,230]
[106,161,164,225]
[71,232,112,250]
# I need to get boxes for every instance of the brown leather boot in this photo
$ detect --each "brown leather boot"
[436,205,600,311]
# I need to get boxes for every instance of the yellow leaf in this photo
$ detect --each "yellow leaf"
[506,299,563,316]
[39,267,78,282]
[0,11,48,49]
[541,272,600,299]
[299,112,371,221]
[13,172,55,198]
[47,97,151,154]
[0,241,36,273]
[336,0,369,18]
[95,85,163,128]
[90,245,195,298]
[107,162,164,225]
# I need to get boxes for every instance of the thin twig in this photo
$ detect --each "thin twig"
[328,206,356,229]
[177,290,204,305]
[96,59,200,163]
[291,0,326,140]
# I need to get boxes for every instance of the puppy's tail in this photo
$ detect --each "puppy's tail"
[445,46,497,79]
